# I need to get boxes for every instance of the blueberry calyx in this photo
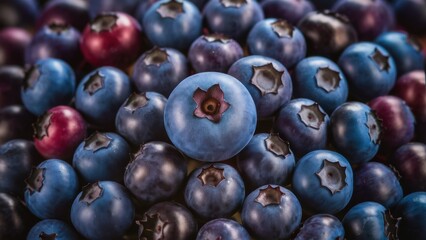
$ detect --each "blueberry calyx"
[48,22,69,35]
[255,185,284,207]
[136,213,168,240]
[203,33,231,44]
[251,63,284,96]
[220,0,247,8]
[197,165,225,187]
[384,210,400,240]
[33,112,53,140]
[84,71,104,96]
[25,168,45,194]
[39,232,58,240]
[193,84,230,123]
[365,111,381,145]
[90,13,118,33]
[316,159,347,194]
[298,103,326,130]
[23,65,41,90]
[370,48,390,72]
[84,132,112,152]
[264,133,290,157]
[271,19,294,38]
[124,92,150,113]
[315,67,341,92]
[156,0,184,19]
[143,47,169,66]
[79,182,103,205]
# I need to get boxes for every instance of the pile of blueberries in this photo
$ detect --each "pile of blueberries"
[0,0,425,239]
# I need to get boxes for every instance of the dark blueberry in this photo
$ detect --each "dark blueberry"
[0,193,35,240]
[196,218,250,240]
[0,66,25,108]
[36,0,89,31]
[0,28,31,66]
[394,0,426,35]
[261,0,315,26]
[27,219,80,240]
[394,192,426,240]
[0,105,36,144]
[88,0,140,19]
[0,0,39,29]
[293,214,345,240]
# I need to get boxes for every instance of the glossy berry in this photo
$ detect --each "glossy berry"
[132,47,188,97]
[70,181,134,240]
[196,218,250,240]
[24,159,80,220]
[330,102,381,165]
[72,132,131,184]
[0,140,42,196]
[293,214,345,240]
[247,18,306,68]
[0,66,25,108]
[274,98,329,157]
[292,150,354,214]
[394,192,426,240]
[390,142,426,193]
[81,12,143,69]
[352,161,403,208]
[142,0,202,51]
[0,193,34,240]
[0,27,31,66]
[164,72,257,162]
[237,133,295,190]
[0,105,35,144]
[203,0,264,41]
[27,219,80,240]
[241,184,302,240]
[332,0,394,40]
[343,201,400,240]
[33,106,87,160]
[36,0,89,31]
[184,163,245,220]
[298,10,358,60]
[75,66,132,130]
[338,42,396,101]
[21,58,76,116]
[261,0,315,26]
[115,92,168,145]
[189,34,244,73]
[368,95,415,152]
[124,142,187,205]
[292,56,349,114]
[25,23,82,68]
[136,201,197,240]
[228,55,293,118]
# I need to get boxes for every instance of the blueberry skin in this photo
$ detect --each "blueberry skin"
[247,18,307,68]
[241,184,302,240]
[203,0,264,42]
[196,218,250,240]
[184,163,245,220]
[352,162,403,208]
[294,214,345,240]
[89,0,140,18]
[188,35,244,73]
[394,192,426,240]
[115,92,168,145]
[274,98,329,157]
[142,0,202,51]
[164,72,257,162]
[75,66,132,130]
[72,132,131,184]
[132,47,188,97]
[0,105,36,144]
[228,55,293,118]
[0,140,42,196]
[24,159,80,220]
[261,0,315,26]
[137,201,197,240]
[0,193,35,240]
[292,150,354,214]
[25,24,82,68]
[338,42,396,101]
[394,0,426,35]
[124,142,187,205]
[237,133,295,190]
[330,102,380,165]
[21,58,76,116]
[342,201,391,240]
[70,181,134,240]
[375,32,424,76]
[293,56,348,114]
[0,0,39,29]
[27,219,80,240]
[0,65,25,108]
